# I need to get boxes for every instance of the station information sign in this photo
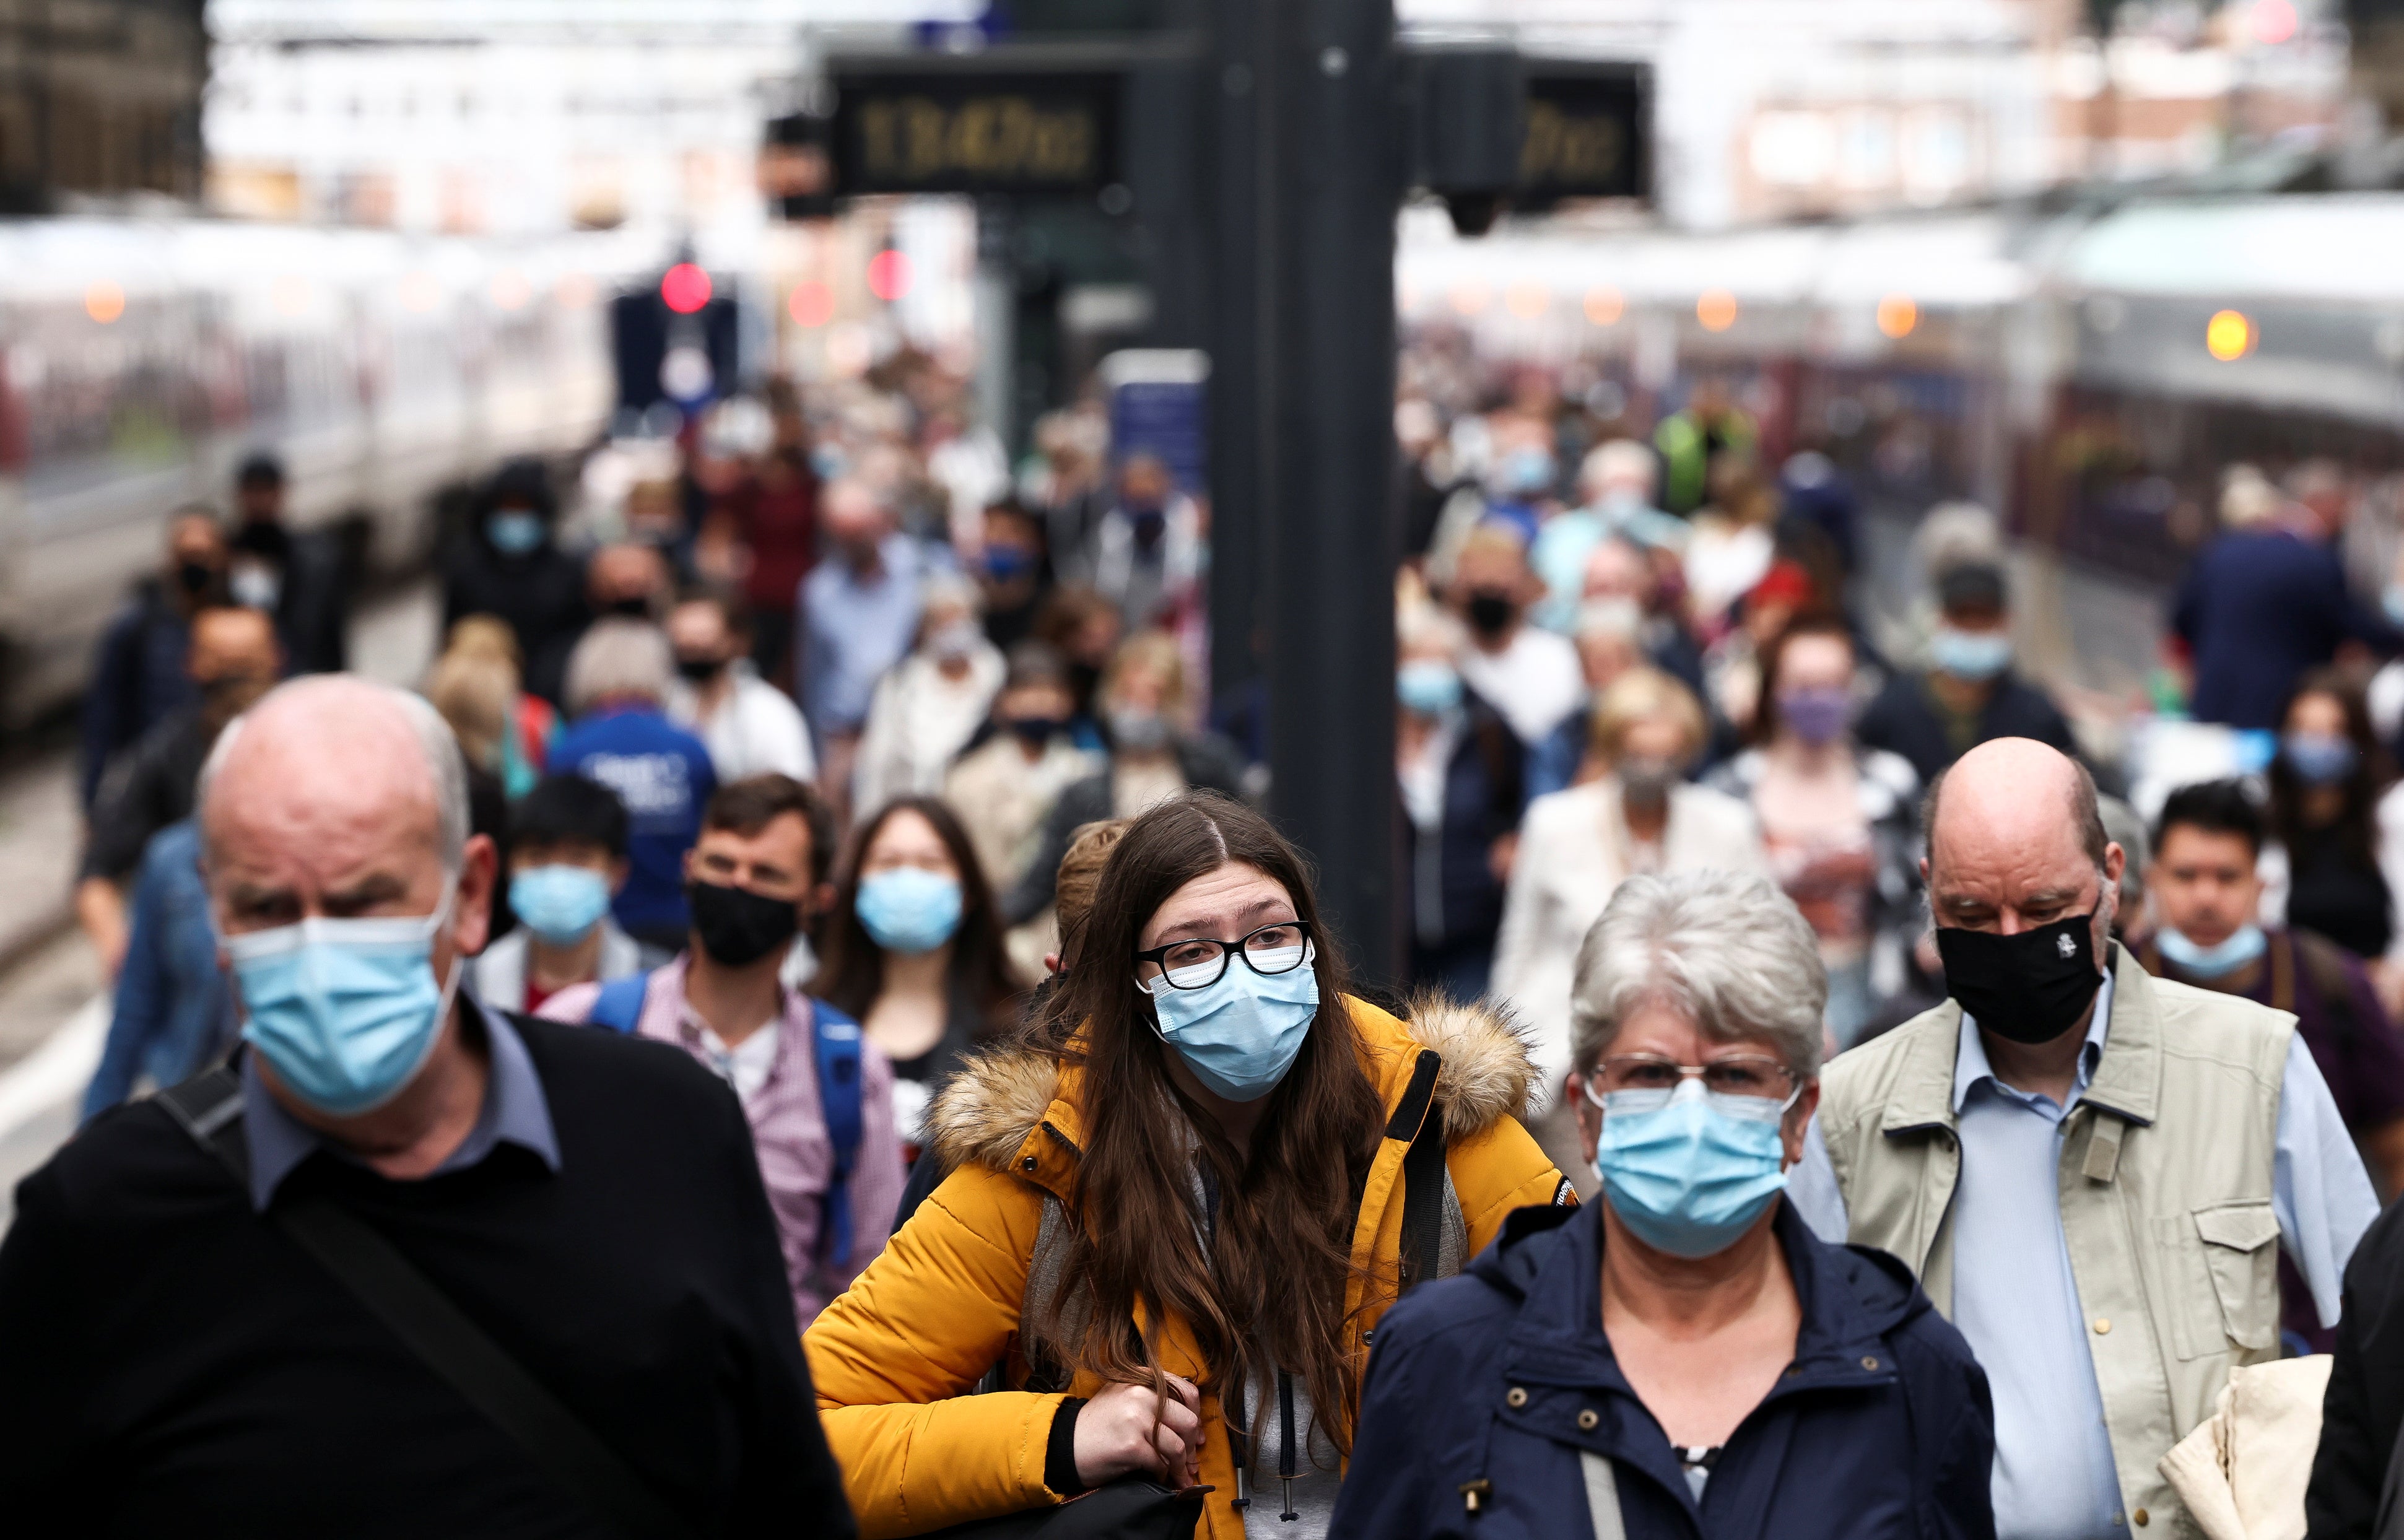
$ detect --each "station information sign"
[1518,65,1649,205]
[830,70,1118,196]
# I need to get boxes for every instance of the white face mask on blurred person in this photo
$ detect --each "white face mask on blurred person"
[929,619,982,664]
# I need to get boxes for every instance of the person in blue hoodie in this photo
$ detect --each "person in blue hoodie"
[1337,869,1994,1540]
[547,618,719,952]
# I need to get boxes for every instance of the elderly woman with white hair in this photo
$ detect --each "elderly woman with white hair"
[1337,869,1996,1540]
[547,617,720,950]
[851,570,1006,819]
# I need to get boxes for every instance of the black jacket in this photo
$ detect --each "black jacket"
[2308,1195,2404,1538]
[79,707,213,884]
[442,536,590,707]
[0,1015,853,1538]
[1396,692,1525,961]
[1335,1200,1996,1540]
[1854,668,2078,787]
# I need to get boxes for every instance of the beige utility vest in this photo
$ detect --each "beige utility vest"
[1817,944,2291,1534]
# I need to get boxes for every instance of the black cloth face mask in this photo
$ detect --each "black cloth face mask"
[687,879,799,968]
[1935,911,2104,1045]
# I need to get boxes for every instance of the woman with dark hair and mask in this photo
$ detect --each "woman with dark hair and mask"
[2263,668,2404,968]
[805,792,1569,1539]
[817,795,1021,1161]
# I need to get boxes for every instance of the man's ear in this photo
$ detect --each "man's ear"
[609,856,632,896]
[451,834,501,958]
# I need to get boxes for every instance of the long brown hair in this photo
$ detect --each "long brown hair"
[1030,793,1388,1459]
[817,796,1019,1033]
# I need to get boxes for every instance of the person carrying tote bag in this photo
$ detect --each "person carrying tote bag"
[804,792,1570,1540]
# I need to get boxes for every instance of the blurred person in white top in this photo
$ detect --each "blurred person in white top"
[665,591,817,785]
[1494,666,1770,1101]
[853,572,1006,819]
[1449,522,1583,751]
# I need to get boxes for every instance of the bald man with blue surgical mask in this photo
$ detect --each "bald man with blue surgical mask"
[0,675,853,1536]
[1787,737,2376,1539]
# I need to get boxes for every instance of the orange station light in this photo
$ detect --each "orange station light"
[2206,309,2255,361]
[1697,290,1738,331]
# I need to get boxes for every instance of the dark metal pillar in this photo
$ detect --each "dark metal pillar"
[1211,0,1400,981]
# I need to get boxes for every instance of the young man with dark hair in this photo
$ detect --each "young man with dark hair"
[2141,778,2404,1224]
[542,774,904,1327]
[471,774,660,1015]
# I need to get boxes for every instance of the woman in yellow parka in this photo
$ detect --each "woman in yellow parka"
[805,791,1570,1540]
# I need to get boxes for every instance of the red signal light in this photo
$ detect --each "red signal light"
[661,263,712,314]
[866,250,912,303]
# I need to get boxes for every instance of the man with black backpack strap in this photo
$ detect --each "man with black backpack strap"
[540,772,907,1328]
[0,676,853,1539]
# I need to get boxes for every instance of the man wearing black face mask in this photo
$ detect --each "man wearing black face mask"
[1787,737,2376,1539]
[665,591,817,784]
[1447,523,1581,752]
[82,508,230,811]
[1085,452,1200,634]
[227,451,351,676]
[541,775,905,1328]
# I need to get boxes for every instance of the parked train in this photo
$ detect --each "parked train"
[1398,191,2404,687]
[0,217,665,728]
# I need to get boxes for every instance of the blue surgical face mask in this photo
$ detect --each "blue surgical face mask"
[1396,660,1463,716]
[1590,1076,1795,1259]
[2283,731,2359,787]
[1143,942,1320,1103]
[486,508,546,555]
[856,868,964,955]
[1930,625,2013,681]
[226,887,462,1118]
[2156,922,2267,980]
[510,865,612,947]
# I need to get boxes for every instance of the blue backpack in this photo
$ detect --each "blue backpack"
[586,971,866,1268]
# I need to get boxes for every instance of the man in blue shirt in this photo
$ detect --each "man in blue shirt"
[1792,737,2375,1538]
[799,477,926,827]
[549,619,719,951]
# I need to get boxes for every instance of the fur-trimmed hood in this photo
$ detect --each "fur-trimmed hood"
[926,990,1540,1176]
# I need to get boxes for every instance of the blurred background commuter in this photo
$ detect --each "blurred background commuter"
[473,772,655,1015]
[666,589,817,784]
[549,618,718,951]
[816,795,1019,1160]
[853,573,1005,818]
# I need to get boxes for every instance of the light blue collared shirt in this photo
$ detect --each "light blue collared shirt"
[240,998,562,1211]
[1788,969,2377,1540]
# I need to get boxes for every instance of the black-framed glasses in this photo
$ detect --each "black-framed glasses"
[1593,1053,1798,1102]
[1133,920,1313,991]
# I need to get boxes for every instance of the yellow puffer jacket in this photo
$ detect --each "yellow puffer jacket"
[804,994,1572,1540]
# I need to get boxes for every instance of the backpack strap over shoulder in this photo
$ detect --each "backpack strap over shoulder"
[811,1001,864,1268]
[156,1064,251,1188]
[587,972,651,1035]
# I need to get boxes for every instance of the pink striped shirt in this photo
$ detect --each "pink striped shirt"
[542,953,905,1327]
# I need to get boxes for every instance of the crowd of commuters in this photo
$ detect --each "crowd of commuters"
[16,343,2404,1540]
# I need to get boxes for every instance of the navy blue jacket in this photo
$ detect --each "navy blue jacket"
[79,583,197,811]
[1334,1200,1995,1540]
[2175,529,2393,730]
[1398,692,1526,959]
